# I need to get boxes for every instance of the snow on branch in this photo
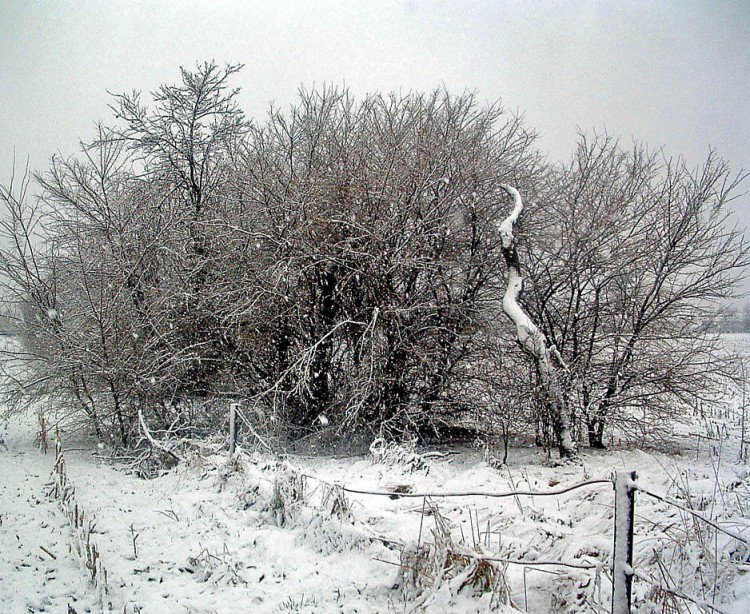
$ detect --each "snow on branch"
[498,184,545,358]
[498,184,576,458]
[138,409,184,463]
[497,183,523,249]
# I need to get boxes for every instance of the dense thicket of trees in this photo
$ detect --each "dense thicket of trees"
[0,63,747,457]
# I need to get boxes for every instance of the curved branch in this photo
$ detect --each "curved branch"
[498,184,577,459]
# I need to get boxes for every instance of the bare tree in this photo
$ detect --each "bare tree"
[522,133,749,448]
[110,61,251,398]
[0,63,252,444]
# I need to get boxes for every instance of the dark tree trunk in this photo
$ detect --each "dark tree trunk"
[587,415,607,449]
[309,267,338,416]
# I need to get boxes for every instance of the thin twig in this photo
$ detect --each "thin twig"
[417,496,427,548]
[235,408,274,453]
[138,409,183,463]
[39,545,57,560]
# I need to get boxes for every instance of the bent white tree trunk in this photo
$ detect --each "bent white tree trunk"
[498,185,577,459]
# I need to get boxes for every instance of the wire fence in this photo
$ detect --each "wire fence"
[339,478,613,499]
[47,405,750,614]
[224,404,749,613]
[300,464,747,613]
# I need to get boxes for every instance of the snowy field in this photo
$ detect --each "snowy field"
[3,356,750,612]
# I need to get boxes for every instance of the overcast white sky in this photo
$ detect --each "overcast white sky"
[1,0,749,221]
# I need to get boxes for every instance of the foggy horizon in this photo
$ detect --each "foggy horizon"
[2,1,749,219]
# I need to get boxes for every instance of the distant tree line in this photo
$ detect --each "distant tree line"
[716,303,750,334]
[0,63,746,458]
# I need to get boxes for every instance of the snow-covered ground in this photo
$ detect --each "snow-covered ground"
[0,416,98,613]
[2,398,750,612]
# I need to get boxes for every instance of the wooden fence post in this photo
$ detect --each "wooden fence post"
[612,470,637,614]
[229,402,238,456]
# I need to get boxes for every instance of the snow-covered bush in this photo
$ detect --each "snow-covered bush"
[187,546,249,586]
[295,514,368,556]
[369,437,431,474]
[265,464,306,527]
[319,482,353,522]
[396,504,511,611]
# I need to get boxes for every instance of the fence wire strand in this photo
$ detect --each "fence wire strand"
[339,478,612,499]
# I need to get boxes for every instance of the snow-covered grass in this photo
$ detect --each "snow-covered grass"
[0,413,99,613]
[3,350,750,612]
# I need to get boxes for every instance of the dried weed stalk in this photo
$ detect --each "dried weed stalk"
[397,502,510,610]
